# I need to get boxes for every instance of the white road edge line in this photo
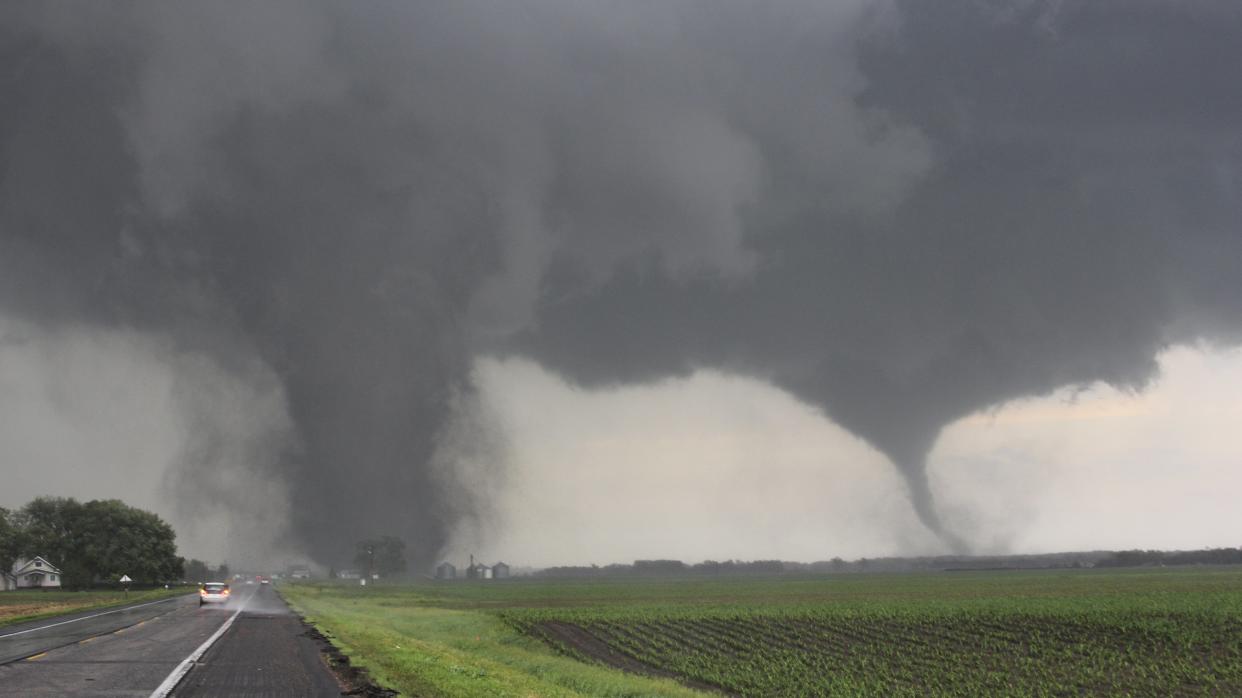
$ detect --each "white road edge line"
[0,596,186,639]
[148,593,251,698]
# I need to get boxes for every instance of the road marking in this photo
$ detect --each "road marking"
[25,652,47,661]
[148,593,252,698]
[0,596,188,639]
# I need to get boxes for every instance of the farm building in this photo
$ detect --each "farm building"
[8,557,62,589]
[464,554,492,580]
[435,562,456,580]
[492,562,510,579]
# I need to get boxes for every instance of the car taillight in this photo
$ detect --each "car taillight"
[199,590,207,596]
[222,589,230,595]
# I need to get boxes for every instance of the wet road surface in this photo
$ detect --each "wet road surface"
[0,585,342,697]
[0,593,192,666]
[173,587,342,697]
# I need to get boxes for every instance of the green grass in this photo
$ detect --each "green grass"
[0,587,191,628]
[281,583,706,697]
[282,568,1242,697]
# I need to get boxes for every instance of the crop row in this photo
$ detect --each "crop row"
[506,609,1242,696]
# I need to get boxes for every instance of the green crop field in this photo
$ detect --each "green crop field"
[283,567,1242,697]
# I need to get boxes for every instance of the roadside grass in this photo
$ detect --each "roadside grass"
[280,583,708,697]
[0,587,191,628]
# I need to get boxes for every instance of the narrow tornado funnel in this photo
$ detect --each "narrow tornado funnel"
[901,460,968,554]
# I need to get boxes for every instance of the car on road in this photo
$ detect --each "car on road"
[199,582,231,605]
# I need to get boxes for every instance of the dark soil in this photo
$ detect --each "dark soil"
[299,620,398,697]
[536,620,737,696]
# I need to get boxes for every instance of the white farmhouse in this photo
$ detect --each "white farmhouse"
[10,557,63,589]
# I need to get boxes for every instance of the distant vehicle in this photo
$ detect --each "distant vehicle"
[259,576,270,585]
[199,582,230,606]
[245,579,255,585]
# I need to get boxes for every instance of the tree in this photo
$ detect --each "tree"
[12,497,183,587]
[184,559,211,582]
[216,562,230,580]
[354,536,406,578]
[70,500,183,585]
[0,507,26,574]
[15,497,88,585]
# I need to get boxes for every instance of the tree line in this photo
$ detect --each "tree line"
[1095,548,1242,568]
[0,497,184,588]
[183,558,232,583]
[352,536,407,577]
[535,559,787,578]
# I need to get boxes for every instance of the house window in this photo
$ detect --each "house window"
[34,560,42,567]
[50,574,57,581]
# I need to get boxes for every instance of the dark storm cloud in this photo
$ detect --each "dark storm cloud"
[516,0,1242,547]
[0,1,500,566]
[1,0,1239,562]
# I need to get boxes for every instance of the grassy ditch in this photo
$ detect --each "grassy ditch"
[280,583,707,697]
[0,587,191,628]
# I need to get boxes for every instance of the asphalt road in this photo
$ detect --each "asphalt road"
[0,585,343,697]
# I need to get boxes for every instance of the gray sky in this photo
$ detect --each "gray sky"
[1,1,1240,568]
[448,346,1242,566]
[5,332,1239,566]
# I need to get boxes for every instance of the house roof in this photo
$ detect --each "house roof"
[12,556,62,576]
